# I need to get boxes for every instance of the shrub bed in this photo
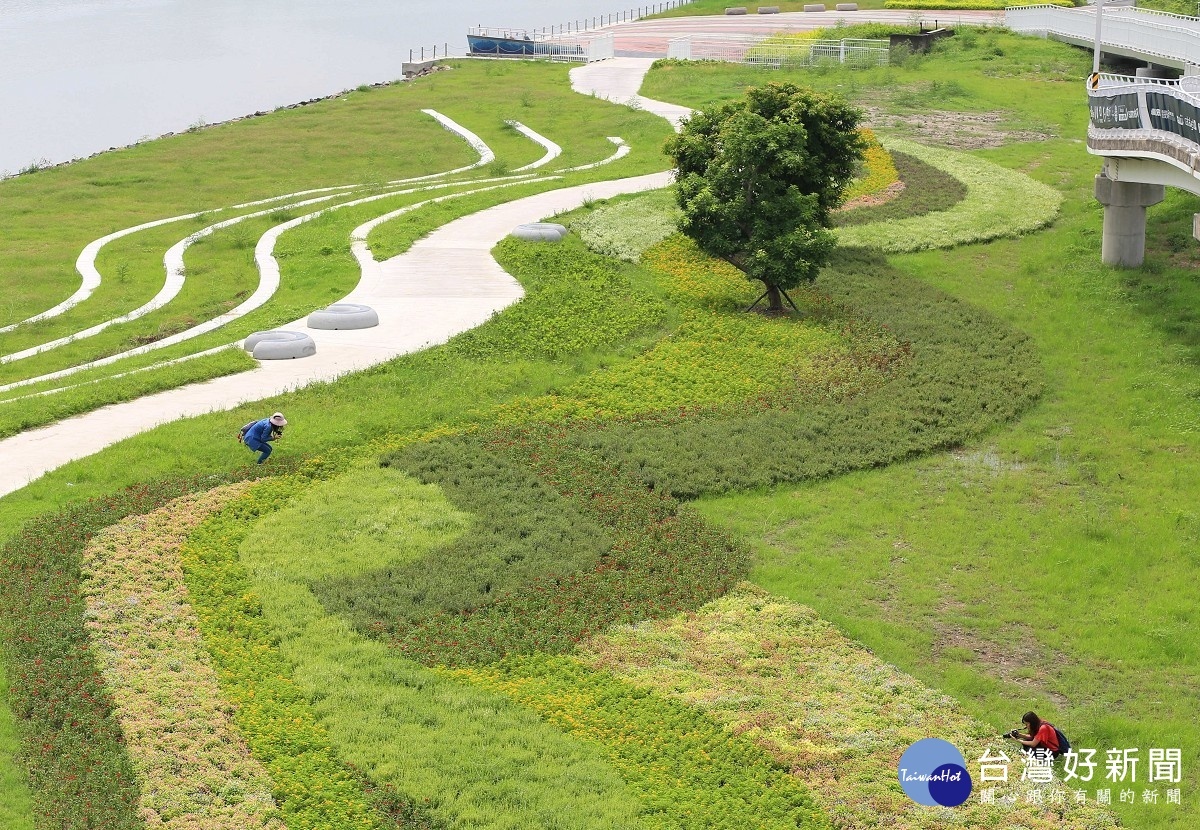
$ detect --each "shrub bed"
[180,475,441,830]
[79,484,280,827]
[569,189,681,263]
[444,236,669,362]
[581,584,1117,830]
[0,468,281,829]
[842,129,900,203]
[234,468,659,830]
[834,150,967,228]
[835,137,1062,252]
[450,653,829,830]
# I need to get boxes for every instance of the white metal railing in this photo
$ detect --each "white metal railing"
[1006,5,1200,65]
[466,30,614,62]
[1107,5,1200,32]
[477,0,698,43]
[1087,74,1200,172]
[667,36,889,67]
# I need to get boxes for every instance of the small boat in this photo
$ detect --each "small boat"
[467,26,585,58]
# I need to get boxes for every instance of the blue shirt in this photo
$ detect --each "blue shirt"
[244,418,278,445]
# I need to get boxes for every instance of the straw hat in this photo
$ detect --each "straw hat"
[269,412,287,427]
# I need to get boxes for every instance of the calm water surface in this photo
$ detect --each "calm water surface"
[0,0,610,174]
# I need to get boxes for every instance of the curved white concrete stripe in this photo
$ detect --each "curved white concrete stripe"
[0,190,354,365]
[508,121,563,171]
[0,344,235,404]
[0,171,671,497]
[557,136,631,172]
[0,175,539,395]
[569,58,694,132]
[0,211,207,338]
[422,109,496,167]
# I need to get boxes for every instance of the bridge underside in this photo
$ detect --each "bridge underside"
[1051,31,1187,71]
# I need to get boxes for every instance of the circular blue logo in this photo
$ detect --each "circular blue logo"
[898,739,973,807]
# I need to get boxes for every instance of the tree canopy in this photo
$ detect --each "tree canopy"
[664,82,865,312]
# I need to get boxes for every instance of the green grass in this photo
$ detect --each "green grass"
[649,34,1196,829]
[228,470,650,830]
[0,59,674,418]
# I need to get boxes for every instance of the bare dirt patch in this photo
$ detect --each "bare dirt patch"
[839,180,906,212]
[864,106,1054,150]
[932,618,1071,708]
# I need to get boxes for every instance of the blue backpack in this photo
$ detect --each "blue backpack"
[1049,723,1070,756]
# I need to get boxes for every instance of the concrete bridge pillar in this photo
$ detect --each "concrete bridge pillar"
[1094,174,1165,267]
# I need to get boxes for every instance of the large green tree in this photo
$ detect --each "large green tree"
[665,82,865,312]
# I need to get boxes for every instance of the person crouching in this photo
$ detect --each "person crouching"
[243,412,287,464]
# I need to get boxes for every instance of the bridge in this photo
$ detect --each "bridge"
[1009,4,1200,265]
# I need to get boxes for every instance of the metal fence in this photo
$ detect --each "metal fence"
[668,35,889,68]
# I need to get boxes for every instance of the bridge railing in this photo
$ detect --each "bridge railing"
[1088,73,1200,173]
[1007,5,1200,65]
[1105,5,1200,32]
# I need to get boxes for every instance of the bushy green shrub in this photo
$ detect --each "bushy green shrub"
[570,189,681,262]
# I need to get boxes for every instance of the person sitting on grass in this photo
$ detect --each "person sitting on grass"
[243,412,286,464]
[1006,711,1062,757]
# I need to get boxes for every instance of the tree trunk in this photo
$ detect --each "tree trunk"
[765,283,784,313]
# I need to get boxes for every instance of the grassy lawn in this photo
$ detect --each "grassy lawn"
[648,33,1197,828]
[0,28,1194,829]
[0,59,674,437]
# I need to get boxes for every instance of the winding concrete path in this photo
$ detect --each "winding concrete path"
[0,170,670,496]
[0,60,677,498]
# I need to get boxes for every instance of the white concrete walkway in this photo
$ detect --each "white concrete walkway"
[0,174,671,497]
[570,58,693,131]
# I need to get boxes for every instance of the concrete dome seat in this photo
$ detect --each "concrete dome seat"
[244,330,317,360]
[510,222,569,242]
[306,303,379,330]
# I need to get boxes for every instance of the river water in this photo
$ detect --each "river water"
[0,0,616,175]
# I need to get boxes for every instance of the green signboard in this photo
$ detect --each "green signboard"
[1147,91,1200,146]
[1089,93,1142,130]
